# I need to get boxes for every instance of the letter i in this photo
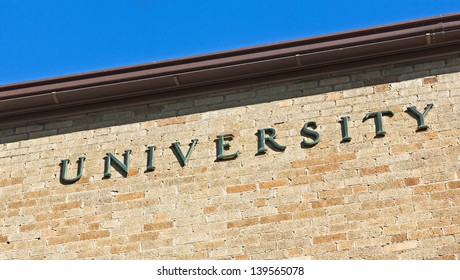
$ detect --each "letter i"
[340,116,352,142]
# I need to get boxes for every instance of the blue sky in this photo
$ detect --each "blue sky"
[0,0,459,85]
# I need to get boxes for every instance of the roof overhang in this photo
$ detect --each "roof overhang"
[2,13,460,127]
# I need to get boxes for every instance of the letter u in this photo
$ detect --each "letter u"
[60,157,85,184]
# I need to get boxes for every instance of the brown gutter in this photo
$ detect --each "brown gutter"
[1,13,460,127]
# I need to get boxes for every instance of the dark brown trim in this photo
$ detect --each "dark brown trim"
[1,13,460,127]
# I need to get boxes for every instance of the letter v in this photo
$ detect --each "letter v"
[171,139,198,166]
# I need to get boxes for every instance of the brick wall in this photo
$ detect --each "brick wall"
[1,54,460,259]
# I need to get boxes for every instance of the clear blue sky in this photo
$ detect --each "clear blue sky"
[0,0,459,85]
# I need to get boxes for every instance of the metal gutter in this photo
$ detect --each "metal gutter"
[1,13,460,127]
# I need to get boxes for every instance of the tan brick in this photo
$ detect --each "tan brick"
[82,213,112,223]
[313,233,346,244]
[0,178,23,187]
[292,153,356,168]
[154,213,168,222]
[0,209,20,219]
[383,241,417,253]
[293,209,326,219]
[77,248,111,259]
[110,244,140,254]
[414,183,446,194]
[360,165,390,176]
[260,213,292,224]
[253,199,268,207]
[384,224,417,235]
[193,240,225,251]
[20,222,48,232]
[127,169,140,177]
[319,188,352,199]
[52,201,81,211]
[308,164,340,174]
[227,184,256,193]
[448,181,460,189]
[431,189,460,200]
[312,198,344,209]
[352,185,368,194]
[96,236,127,247]
[24,189,51,199]
[404,177,421,186]
[35,212,65,222]
[203,206,217,214]
[361,199,394,210]
[374,84,390,92]
[430,255,455,260]
[227,218,259,229]
[128,232,160,242]
[277,203,310,213]
[50,218,81,228]
[144,221,174,231]
[391,234,407,243]
[291,160,309,168]
[116,192,145,202]
[304,192,318,201]
[8,200,36,209]
[290,174,323,185]
[423,77,438,84]
[259,179,289,189]
[369,181,403,192]
[157,116,186,127]
[390,143,422,153]
[347,210,381,221]
[337,241,353,251]
[286,248,302,257]
[80,230,110,240]
[325,92,342,100]
[47,235,79,245]
[88,223,100,231]
[443,226,460,236]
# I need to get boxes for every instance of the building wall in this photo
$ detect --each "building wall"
[1,54,460,259]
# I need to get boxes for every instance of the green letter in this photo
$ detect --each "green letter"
[104,150,131,178]
[216,134,240,160]
[171,139,198,166]
[301,121,321,147]
[406,103,433,131]
[60,157,85,184]
[257,128,286,153]
[363,110,394,137]
[339,116,352,142]
[146,146,156,171]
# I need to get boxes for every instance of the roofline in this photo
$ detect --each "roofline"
[2,13,460,127]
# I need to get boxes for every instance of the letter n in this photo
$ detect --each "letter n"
[104,150,131,178]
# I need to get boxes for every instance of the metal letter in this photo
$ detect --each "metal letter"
[257,128,286,153]
[60,157,85,184]
[406,103,433,131]
[146,146,156,171]
[339,116,352,142]
[104,150,131,178]
[363,110,394,137]
[171,139,198,166]
[216,134,240,160]
[301,121,321,147]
